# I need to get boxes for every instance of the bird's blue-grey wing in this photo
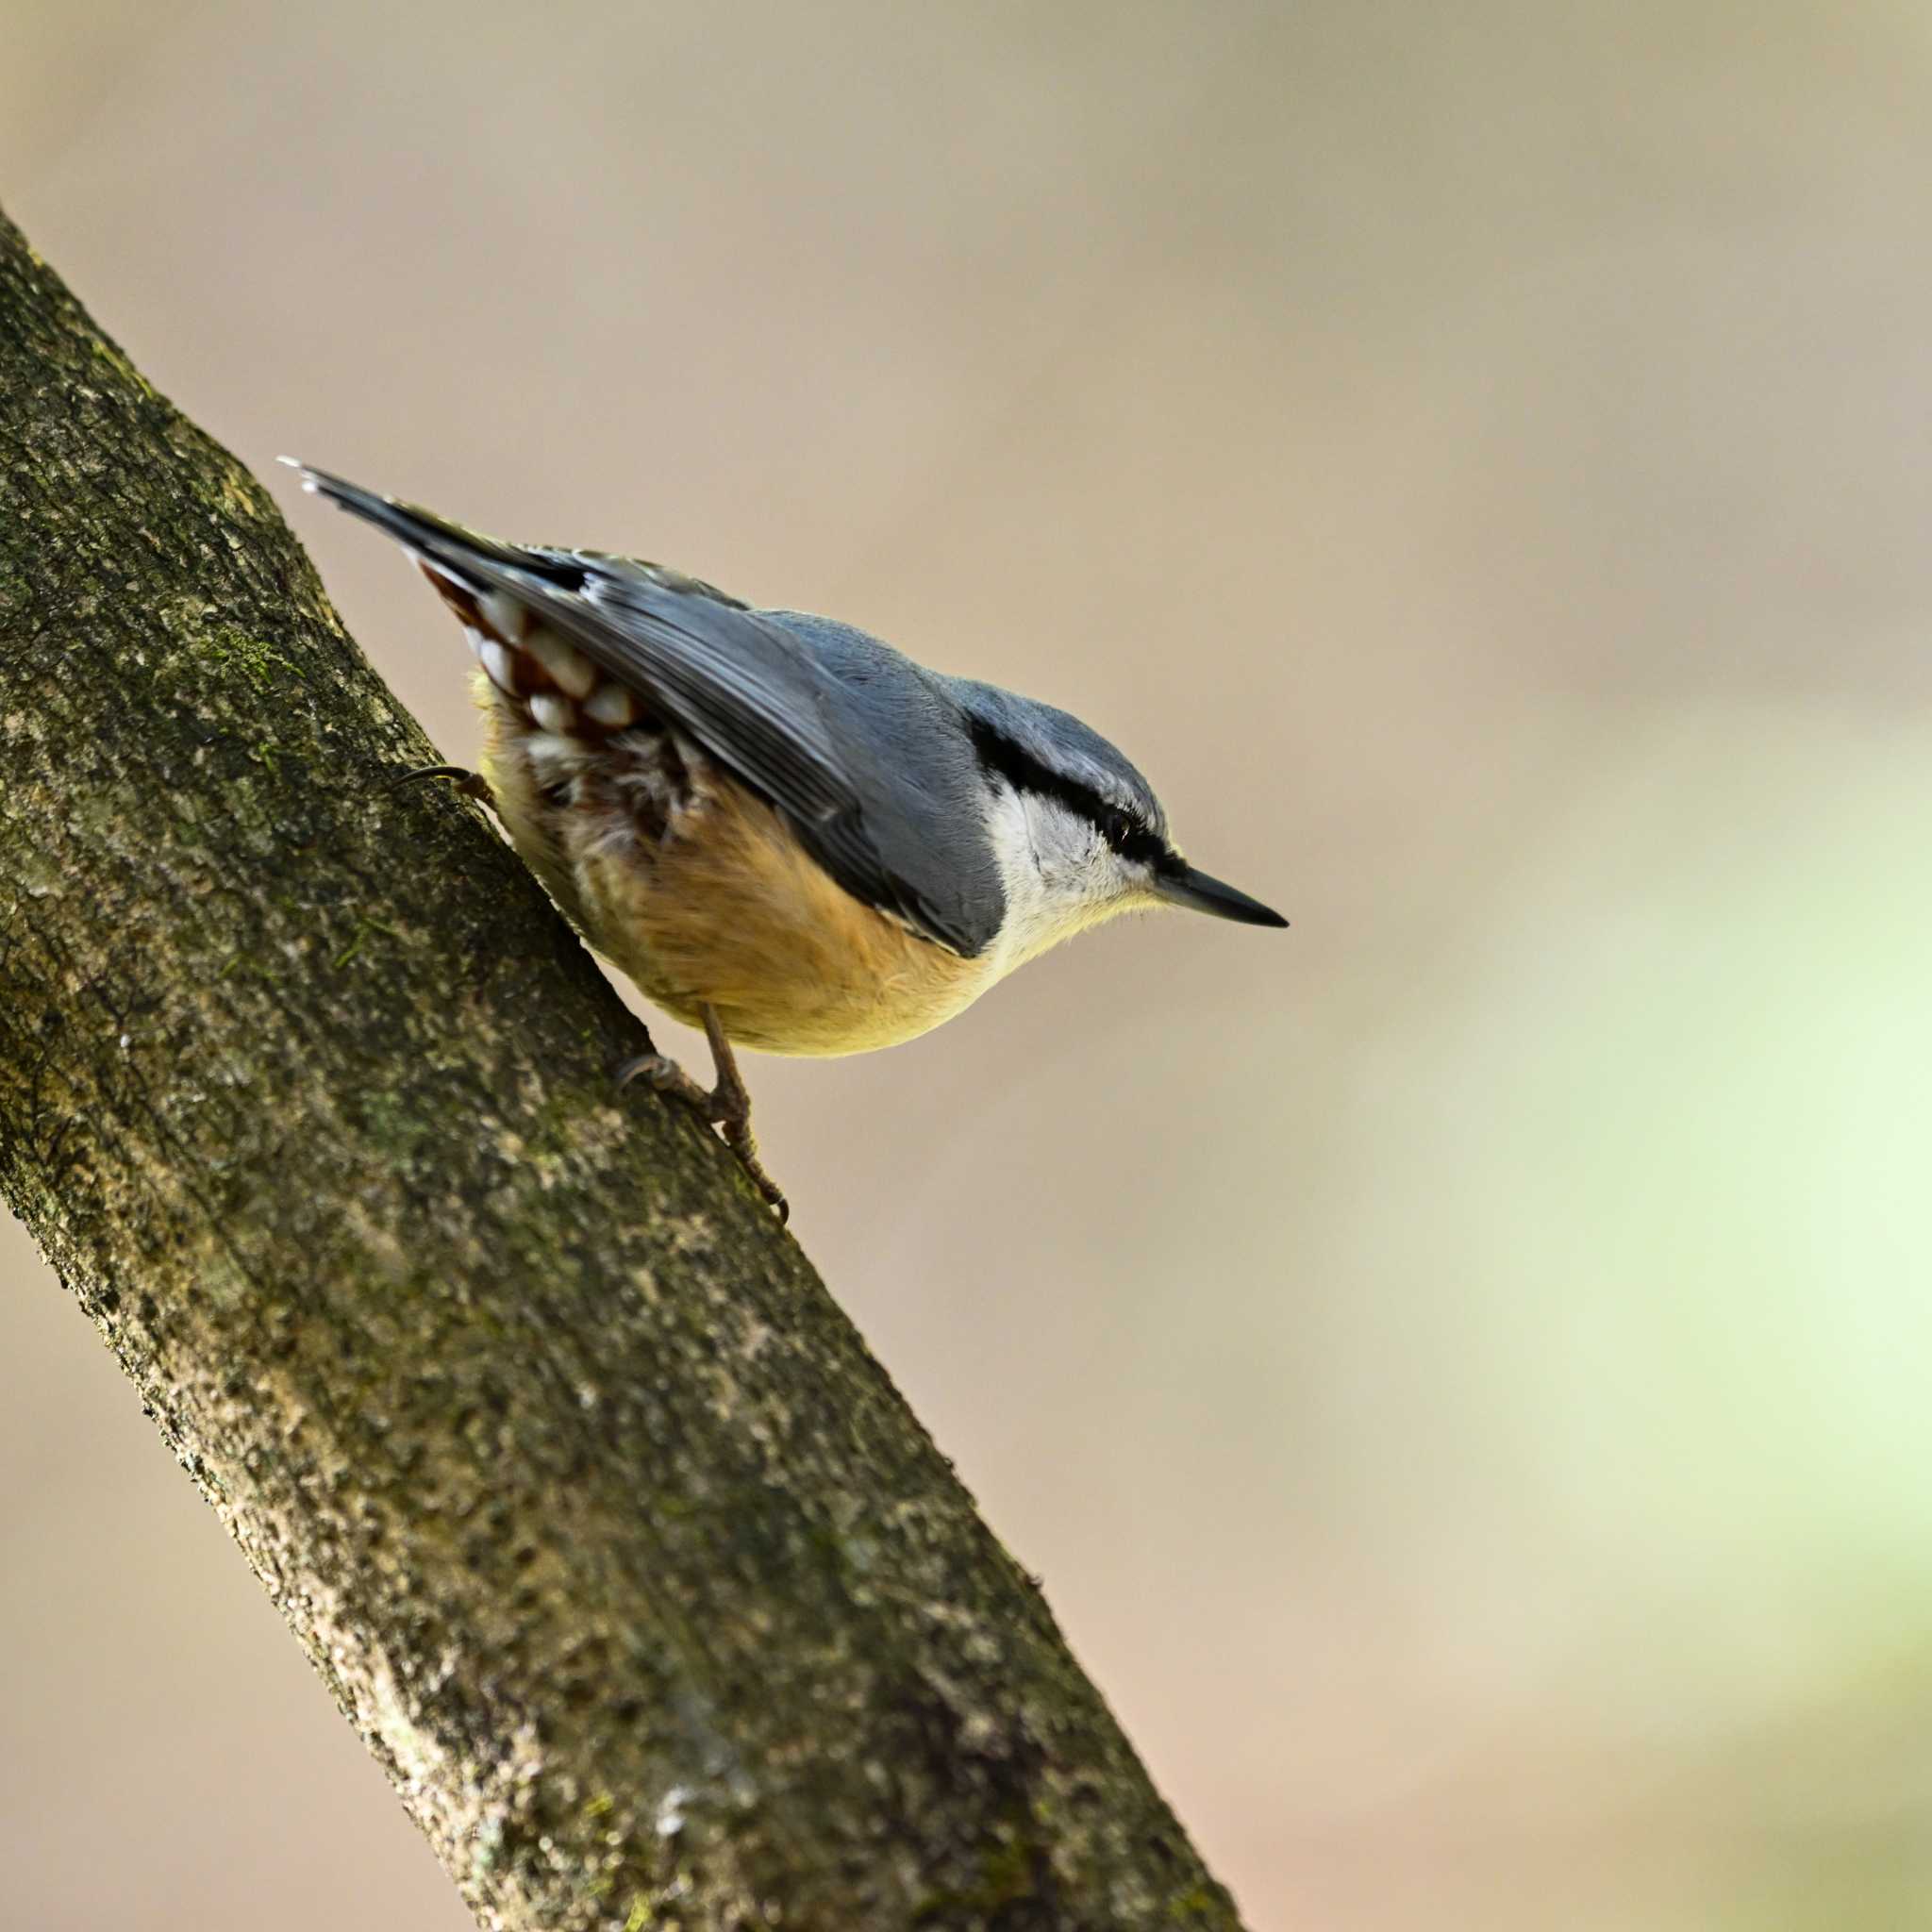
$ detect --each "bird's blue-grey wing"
[755,610,1009,958]
[293,468,1004,956]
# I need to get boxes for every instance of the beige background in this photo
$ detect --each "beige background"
[9,4,1932,1926]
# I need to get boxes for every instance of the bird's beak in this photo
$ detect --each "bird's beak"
[1153,862,1288,928]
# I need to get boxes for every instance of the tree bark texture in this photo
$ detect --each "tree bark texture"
[0,209,1247,1932]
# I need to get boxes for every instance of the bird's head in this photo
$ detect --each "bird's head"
[953,681,1286,968]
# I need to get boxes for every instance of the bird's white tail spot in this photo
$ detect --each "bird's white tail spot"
[585,682,641,728]
[526,630,597,698]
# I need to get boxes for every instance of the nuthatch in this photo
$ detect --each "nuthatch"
[291,464,1286,1218]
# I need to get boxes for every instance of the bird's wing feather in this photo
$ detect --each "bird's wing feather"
[290,464,994,955]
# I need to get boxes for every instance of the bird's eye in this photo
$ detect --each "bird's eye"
[1098,807,1149,857]
[1093,804,1168,869]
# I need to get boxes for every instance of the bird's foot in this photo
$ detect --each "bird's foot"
[619,1005,789,1224]
[389,762,498,810]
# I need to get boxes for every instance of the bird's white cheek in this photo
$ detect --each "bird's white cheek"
[981,789,1128,974]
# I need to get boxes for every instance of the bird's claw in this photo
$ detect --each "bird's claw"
[619,1007,789,1223]
[388,762,497,808]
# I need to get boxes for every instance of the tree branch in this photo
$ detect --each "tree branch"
[0,208,1246,1931]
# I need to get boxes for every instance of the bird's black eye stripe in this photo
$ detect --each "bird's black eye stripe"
[968,719,1166,865]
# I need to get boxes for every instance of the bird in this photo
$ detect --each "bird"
[288,462,1286,1221]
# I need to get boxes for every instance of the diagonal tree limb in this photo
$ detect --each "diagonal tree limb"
[0,208,1248,1932]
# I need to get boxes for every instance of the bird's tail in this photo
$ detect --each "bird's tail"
[278,459,575,592]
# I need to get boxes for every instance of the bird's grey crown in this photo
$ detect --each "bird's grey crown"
[938,676,1168,842]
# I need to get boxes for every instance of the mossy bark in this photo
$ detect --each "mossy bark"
[0,208,1248,1932]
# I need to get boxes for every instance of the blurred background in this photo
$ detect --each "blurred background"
[8,2,1932,1925]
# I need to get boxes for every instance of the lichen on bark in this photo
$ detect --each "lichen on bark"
[0,207,1248,1931]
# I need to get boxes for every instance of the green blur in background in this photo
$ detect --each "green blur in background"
[6,2,1932,1926]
